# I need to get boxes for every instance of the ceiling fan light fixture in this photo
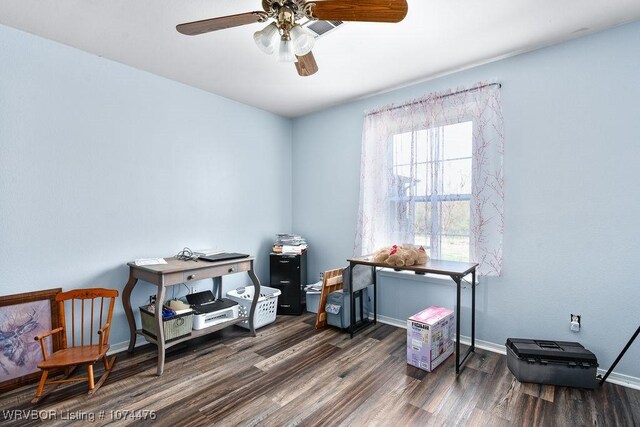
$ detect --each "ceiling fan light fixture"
[277,35,297,63]
[253,22,280,54]
[290,24,315,56]
[176,0,410,75]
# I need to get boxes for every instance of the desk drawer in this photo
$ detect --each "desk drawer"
[183,262,249,282]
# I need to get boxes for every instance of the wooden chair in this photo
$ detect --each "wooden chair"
[315,268,344,329]
[32,288,118,403]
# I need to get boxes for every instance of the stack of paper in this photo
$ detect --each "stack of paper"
[272,234,308,254]
[134,258,167,266]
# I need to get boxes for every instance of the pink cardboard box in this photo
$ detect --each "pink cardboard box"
[407,306,455,372]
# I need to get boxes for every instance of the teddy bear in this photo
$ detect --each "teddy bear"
[371,244,429,267]
[399,244,419,266]
[373,246,392,263]
[416,245,429,264]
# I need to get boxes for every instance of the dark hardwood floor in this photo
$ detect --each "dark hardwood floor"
[1,313,639,426]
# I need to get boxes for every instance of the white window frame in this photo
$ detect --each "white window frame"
[388,117,474,263]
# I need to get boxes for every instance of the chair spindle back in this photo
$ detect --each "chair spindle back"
[56,288,117,350]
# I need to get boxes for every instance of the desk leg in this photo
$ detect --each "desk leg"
[372,266,377,325]
[349,263,355,338]
[247,268,260,337]
[471,268,476,352]
[122,273,138,353]
[455,276,462,374]
[454,271,476,374]
[154,285,167,376]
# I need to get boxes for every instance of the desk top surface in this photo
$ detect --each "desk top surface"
[128,256,254,274]
[347,255,478,276]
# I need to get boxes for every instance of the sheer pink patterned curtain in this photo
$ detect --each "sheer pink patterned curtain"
[355,82,504,276]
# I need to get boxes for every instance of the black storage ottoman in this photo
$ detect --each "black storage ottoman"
[506,338,598,389]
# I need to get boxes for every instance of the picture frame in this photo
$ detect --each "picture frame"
[0,288,62,393]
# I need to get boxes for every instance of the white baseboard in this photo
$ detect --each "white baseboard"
[595,370,640,390]
[375,314,640,391]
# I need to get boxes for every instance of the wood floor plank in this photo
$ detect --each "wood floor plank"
[340,364,421,425]
[510,392,556,427]
[429,364,490,423]
[253,329,342,372]
[260,339,399,426]
[268,338,381,407]
[463,347,502,375]
[474,355,524,421]
[198,342,341,420]
[408,355,458,412]
[0,313,638,426]
[299,355,407,425]
[386,402,434,426]
[466,407,511,427]
[259,376,349,426]
[521,382,555,402]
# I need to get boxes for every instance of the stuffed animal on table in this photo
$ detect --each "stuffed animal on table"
[416,246,429,264]
[371,244,429,267]
[373,246,392,263]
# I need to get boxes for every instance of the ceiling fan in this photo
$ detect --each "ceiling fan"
[176,0,408,77]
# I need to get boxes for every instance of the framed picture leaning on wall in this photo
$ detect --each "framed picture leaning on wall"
[0,288,62,393]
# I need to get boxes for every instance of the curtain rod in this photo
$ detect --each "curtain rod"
[367,82,502,116]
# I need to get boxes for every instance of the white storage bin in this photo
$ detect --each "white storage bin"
[305,281,322,314]
[306,292,321,313]
[226,285,281,329]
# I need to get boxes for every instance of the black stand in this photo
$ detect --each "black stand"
[599,325,640,385]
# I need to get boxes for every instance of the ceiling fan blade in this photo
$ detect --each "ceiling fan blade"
[295,52,319,77]
[306,0,408,23]
[176,12,268,36]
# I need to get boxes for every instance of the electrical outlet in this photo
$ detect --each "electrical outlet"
[570,314,581,332]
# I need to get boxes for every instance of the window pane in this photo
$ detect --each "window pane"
[390,200,411,229]
[440,235,470,262]
[416,129,429,162]
[442,159,472,194]
[393,165,412,197]
[443,121,472,160]
[414,203,431,250]
[440,201,470,236]
[415,163,428,195]
[415,234,431,251]
[413,203,430,236]
[393,132,413,166]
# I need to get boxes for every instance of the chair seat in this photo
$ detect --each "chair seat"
[38,345,110,369]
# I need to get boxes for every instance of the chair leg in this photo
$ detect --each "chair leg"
[32,365,80,403]
[31,370,49,403]
[90,356,116,396]
[87,364,95,391]
[103,354,116,371]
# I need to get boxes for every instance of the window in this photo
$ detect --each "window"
[391,121,472,262]
[356,83,503,276]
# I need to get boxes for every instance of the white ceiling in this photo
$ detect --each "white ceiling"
[1,1,639,117]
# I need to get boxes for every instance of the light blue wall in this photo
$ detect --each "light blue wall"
[292,22,640,378]
[0,24,292,346]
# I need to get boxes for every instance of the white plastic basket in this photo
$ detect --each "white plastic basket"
[226,285,281,329]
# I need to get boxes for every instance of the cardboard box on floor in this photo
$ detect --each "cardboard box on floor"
[407,306,455,372]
